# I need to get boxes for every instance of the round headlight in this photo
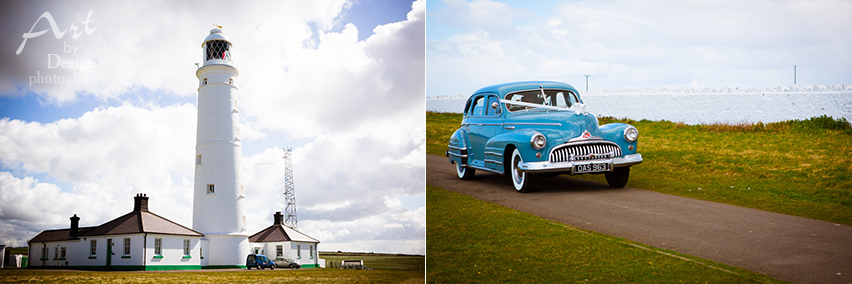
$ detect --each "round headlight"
[624,127,638,142]
[531,133,547,150]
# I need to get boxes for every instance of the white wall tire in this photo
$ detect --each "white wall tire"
[510,148,535,193]
[456,162,475,180]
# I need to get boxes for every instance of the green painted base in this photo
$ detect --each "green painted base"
[202,265,247,269]
[27,265,202,271]
[301,264,318,268]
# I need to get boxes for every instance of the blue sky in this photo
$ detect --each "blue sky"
[425,0,852,97]
[0,0,425,254]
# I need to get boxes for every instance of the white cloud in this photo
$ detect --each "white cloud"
[426,0,852,96]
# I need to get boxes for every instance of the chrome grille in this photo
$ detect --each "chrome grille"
[549,141,622,163]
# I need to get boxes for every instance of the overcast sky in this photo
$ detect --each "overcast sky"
[426,0,852,97]
[0,0,425,254]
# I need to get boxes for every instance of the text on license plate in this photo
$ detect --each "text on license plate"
[574,162,611,173]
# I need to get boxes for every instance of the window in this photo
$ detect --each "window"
[41,247,48,260]
[207,184,214,194]
[61,247,66,259]
[240,185,245,198]
[309,245,313,259]
[196,155,202,166]
[90,240,97,256]
[54,247,58,260]
[276,245,283,257]
[124,238,131,255]
[183,239,191,256]
[229,77,234,85]
[486,95,501,116]
[297,245,301,259]
[469,96,484,116]
[154,238,162,256]
[202,78,207,85]
[505,90,578,112]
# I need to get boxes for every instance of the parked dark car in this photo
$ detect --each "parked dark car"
[246,254,276,270]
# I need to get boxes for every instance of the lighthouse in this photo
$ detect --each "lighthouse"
[192,27,250,268]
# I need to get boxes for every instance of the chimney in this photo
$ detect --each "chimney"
[134,193,149,212]
[273,211,284,225]
[70,214,80,236]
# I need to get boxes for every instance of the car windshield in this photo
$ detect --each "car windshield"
[504,89,578,112]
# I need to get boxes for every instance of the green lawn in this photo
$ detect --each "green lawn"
[426,185,785,283]
[0,268,423,284]
[319,252,424,271]
[427,112,852,225]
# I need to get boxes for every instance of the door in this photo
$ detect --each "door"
[467,94,503,170]
[106,238,112,269]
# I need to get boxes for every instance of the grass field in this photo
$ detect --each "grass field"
[319,252,425,271]
[427,112,852,225]
[0,268,423,284]
[426,185,785,283]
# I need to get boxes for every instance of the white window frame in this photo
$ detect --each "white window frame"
[276,245,283,258]
[124,238,131,256]
[183,239,191,256]
[297,245,301,259]
[309,245,313,259]
[90,239,97,256]
[154,238,162,256]
[60,247,66,259]
[207,184,214,194]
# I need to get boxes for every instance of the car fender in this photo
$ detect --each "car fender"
[598,123,638,155]
[447,128,470,165]
[485,129,565,168]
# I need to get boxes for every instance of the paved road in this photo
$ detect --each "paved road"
[427,154,852,284]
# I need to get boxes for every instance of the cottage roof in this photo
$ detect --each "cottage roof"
[79,210,203,237]
[29,194,202,244]
[29,226,96,243]
[249,225,319,243]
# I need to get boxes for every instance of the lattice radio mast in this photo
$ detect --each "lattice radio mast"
[283,147,297,230]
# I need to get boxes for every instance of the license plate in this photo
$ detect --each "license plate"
[574,162,610,173]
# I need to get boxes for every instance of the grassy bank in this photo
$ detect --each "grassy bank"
[319,252,424,271]
[426,185,784,283]
[0,269,423,284]
[427,112,852,226]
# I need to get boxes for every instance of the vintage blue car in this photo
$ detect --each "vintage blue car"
[446,81,643,192]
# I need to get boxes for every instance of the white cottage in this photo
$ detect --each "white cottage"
[27,194,204,270]
[249,212,320,268]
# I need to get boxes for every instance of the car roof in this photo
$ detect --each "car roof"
[473,81,580,96]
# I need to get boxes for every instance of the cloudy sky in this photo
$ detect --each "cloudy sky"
[426,0,852,97]
[0,0,425,254]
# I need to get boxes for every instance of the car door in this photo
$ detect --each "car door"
[466,93,503,170]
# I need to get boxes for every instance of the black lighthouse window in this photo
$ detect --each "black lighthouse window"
[205,40,231,61]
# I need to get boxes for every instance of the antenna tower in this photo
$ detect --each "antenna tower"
[283,147,297,229]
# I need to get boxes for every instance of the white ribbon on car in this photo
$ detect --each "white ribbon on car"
[500,99,590,115]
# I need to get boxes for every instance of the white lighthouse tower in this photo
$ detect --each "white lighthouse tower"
[192,27,250,268]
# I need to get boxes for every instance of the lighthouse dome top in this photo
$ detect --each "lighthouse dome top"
[201,28,234,67]
[202,28,231,46]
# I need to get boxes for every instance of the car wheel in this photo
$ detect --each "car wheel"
[510,148,535,193]
[456,161,475,180]
[271,264,275,270]
[605,167,630,188]
[290,264,296,269]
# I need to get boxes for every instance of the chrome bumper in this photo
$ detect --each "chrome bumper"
[518,153,643,174]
